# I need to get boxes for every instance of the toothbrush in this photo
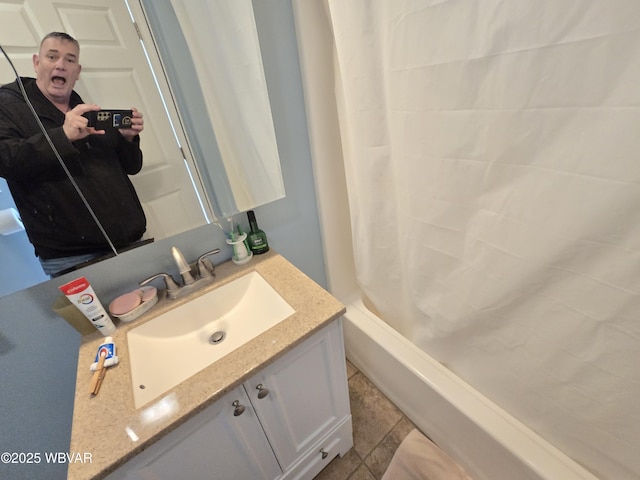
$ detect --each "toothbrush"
[229,217,236,242]
[237,224,250,252]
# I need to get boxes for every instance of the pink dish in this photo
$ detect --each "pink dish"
[109,291,142,316]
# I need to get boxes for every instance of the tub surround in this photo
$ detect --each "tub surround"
[67,251,345,480]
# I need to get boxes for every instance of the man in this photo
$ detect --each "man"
[0,32,147,277]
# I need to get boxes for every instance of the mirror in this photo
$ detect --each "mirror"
[140,0,286,217]
[0,0,285,297]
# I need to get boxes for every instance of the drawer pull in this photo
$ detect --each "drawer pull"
[320,448,329,460]
[232,400,246,416]
[256,384,270,399]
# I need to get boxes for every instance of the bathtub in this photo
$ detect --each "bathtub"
[342,295,600,480]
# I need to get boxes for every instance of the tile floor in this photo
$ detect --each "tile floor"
[315,360,418,480]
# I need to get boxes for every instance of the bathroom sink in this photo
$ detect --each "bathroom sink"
[127,271,295,408]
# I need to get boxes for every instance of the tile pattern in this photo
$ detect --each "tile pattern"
[315,361,418,480]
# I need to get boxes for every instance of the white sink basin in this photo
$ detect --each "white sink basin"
[127,271,295,408]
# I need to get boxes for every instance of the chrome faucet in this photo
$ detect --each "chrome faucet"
[140,247,220,299]
[172,246,195,285]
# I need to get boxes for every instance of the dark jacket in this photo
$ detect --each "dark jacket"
[0,78,146,259]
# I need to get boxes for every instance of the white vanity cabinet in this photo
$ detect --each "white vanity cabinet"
[109,384,282,480]
[108,319,352,480]
[246,318,352,479]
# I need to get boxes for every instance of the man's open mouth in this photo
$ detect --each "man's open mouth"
[52,76,66,85]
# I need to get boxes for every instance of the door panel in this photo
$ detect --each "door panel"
[246,321,351,470]
[106,387,282,480]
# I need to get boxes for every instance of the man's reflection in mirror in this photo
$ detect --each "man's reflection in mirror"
[0,32,147,277]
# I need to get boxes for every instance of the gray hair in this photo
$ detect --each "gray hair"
[40,32,79,50]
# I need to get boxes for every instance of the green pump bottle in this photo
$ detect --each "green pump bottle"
[246,210,269,254]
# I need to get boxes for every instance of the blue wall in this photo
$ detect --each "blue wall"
[0,178,49,296]
[0,2,325,478]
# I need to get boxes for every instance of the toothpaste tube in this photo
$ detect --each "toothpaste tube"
[59,277,116,336]
[90,336,119,371]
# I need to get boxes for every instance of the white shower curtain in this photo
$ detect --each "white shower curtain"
[325,1,640,478]
[169,0,285,211]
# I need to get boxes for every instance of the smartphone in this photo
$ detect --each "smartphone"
[82,110,133,129]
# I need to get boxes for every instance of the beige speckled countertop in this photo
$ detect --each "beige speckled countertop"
[67,251,345,480]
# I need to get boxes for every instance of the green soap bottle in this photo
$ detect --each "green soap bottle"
[246,210,269,254]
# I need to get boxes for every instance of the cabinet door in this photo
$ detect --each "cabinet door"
[245,320,351,471]
[107,387,281,480]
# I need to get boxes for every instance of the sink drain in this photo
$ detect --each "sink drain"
[209,331,226,345]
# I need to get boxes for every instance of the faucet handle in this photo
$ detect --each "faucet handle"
[140,273,180,294]
[197,249,221,279]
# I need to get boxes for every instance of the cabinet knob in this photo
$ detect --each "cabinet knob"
[256,384,270,399]
[320,448,329,460]
[232,400,246,416]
